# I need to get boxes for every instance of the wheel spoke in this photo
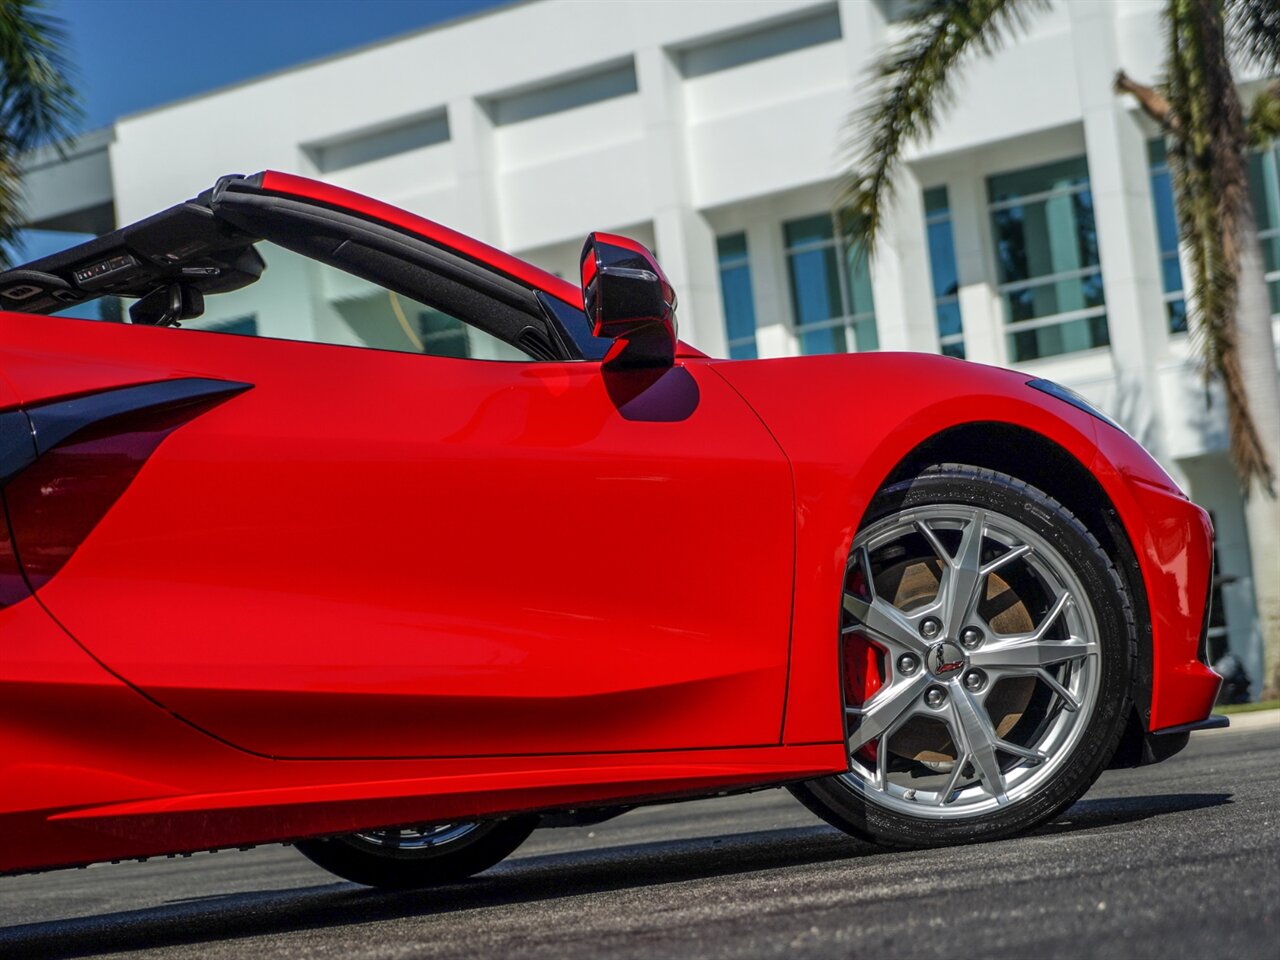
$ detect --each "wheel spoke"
[843,540,932,656]
[971,637,1097,671]
[874,732,889,790]
[948,688,1009,805]
[996,739,1049,763]
[914,519,951,566]
[1022,590,1071,640]
[1036,666,1082,711]
[981,542,1032,576]
[842,593,931,656]
[1037,591,1071,636]
[970,590,1095,671]
[920,512,988,637]
[845,673,932,752]
[935,751,969,805]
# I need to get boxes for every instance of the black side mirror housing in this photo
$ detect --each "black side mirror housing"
[579,233,677,370]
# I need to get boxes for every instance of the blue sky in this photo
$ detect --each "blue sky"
[17,1,506,266]
[54,0,509,132]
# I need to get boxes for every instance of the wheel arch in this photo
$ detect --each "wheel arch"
[878,421,1153,766]
[708,353,1177,750]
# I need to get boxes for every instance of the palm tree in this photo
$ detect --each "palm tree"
[840,0,1280,696]
[0,0,80,267]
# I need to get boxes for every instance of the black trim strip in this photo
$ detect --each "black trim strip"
[209,190,569,361]
[537,290,608,361]
[1151,714,1229,736]
[1197,552,1215,664]
[1026,378,1123,432]
[215,179,534,302]
[27,378,253,456]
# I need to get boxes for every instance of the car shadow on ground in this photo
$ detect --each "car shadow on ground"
[0,792,1231,960]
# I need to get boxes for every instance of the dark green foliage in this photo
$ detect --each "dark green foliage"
[1165,0,1273,490]
[841,0,1278,490]
[0,0,80,265]
[838,0,1049,252]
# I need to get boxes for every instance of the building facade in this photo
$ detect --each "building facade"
[22,0,1280,693]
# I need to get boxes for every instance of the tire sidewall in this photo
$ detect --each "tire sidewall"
[294,815,540,888]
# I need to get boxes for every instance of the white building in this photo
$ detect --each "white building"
[22,0,1280,693]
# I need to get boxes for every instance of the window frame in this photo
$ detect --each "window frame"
[987,158,1110,363]
[782,212,878,355]
[1148,140,1189,334]
[1252,141,1280,321]
[923,186,965,358]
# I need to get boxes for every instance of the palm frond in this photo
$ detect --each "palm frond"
[0,139,21,255]
[1166,0,1274,492]
[838,0,1049,256]
[1248,83,1280,147]
[0,0,80,265]
[1225,0,1280,75]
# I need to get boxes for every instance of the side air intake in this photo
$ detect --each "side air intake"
[0,378,251,594]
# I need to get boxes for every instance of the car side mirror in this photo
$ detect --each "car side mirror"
[579,233,677,370]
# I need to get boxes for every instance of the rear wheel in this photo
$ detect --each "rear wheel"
[791,465,1134,847]
[294,816,539,889]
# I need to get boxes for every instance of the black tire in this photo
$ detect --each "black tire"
[790,464,1135,848]
[294,816,539,889]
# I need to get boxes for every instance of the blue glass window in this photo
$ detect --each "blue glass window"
[783,214,878,355]
[1154,139,1280,327]
[1149,139,1188,333]
[988,156,1110,362]
[717,233,758,359]
[1248,141,1280,319]
[924,187,965,358]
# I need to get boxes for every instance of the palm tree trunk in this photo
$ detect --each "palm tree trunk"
[1234,204,1280,698]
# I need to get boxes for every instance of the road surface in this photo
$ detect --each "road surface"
[2,717,1276,959]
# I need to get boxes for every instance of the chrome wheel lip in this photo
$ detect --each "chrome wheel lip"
[351,821,483,851]
[838,503,1102,820]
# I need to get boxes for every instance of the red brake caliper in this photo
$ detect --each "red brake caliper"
[842,566,886,765]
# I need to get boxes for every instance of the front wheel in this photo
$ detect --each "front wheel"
[791,465,1135,847]
[294,816,539,889]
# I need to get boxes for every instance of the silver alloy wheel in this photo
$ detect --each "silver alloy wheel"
[839,503,1101,819]
[350,822,485,851]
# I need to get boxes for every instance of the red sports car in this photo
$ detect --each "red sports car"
[0,172,1224,888]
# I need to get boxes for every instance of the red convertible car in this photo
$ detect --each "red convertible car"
[0,172,1223,887]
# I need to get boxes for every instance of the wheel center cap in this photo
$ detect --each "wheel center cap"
[929,641,967,678]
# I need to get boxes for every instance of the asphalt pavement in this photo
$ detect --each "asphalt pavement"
[2,715,1276,960]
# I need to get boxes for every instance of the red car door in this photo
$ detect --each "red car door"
[11,319,795,759]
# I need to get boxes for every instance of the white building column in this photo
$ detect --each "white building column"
[635,46,727,357]
[448,96,500,245]
[747,216,795,358]
[946,168,1003,366]
[836,0,884,89]
[1069,3,1171,448]
[869,166,941,353]
[835,0,935,354]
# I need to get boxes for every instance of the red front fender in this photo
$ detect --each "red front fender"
[709,353,1217,744]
